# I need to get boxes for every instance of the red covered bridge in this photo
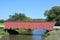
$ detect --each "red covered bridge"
[4,22,56,30]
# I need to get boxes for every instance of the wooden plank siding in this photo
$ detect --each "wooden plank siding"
[4,22,56,30]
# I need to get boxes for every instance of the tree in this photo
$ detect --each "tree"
[44,6,60,26]
[7,13,32,22]
[0,19,5,23]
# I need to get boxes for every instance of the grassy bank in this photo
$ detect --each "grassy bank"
[0,23,6,35]
[0,28,7,35]
[0,23,4,26]
[45,30,60,40]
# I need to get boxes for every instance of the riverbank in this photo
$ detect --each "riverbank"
[0,35,3,38]
[0,28,6,35]
[0,28,8,39]
[45,29,60,40]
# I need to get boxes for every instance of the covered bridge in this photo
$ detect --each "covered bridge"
[4,22,56,30]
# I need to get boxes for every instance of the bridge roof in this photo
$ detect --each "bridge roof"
[4,22,56,30]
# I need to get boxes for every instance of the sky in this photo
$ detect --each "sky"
[0,0,60,20]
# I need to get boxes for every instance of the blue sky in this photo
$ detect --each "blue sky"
[0,0,60,20]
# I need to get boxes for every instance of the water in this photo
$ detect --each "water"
[32,29,46,40]
[0,30,46,40]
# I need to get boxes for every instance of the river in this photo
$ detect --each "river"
[0,29,46,40]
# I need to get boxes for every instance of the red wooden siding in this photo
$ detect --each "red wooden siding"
[4,22,56,30]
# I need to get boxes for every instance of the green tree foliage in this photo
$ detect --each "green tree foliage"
[7,13,32,22]
[44,6,60,26]
[0,19,4,23]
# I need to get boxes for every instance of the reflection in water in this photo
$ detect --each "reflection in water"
[32,29,46,40]
[0,30,46,40]
[1,35,32,40]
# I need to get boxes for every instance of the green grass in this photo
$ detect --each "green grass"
[0,28,6,35]
[0,23,5,35]
[0,23,4,26]
[0,28,9,36]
